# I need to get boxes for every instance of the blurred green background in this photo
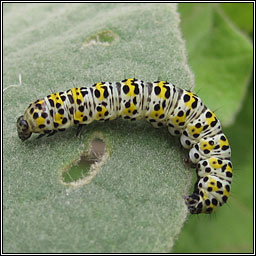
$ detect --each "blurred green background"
[173,3,253,253]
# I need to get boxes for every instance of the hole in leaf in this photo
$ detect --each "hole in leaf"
[61,136,108,187]
[82,30,119,48]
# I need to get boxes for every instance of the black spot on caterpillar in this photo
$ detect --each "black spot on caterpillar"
[16,78,232,214]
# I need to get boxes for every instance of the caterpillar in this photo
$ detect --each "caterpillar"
[16,78,232,214]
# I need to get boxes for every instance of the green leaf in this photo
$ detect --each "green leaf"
[179,3,253,127]
[3,3,194,253]
[220,3,253,36]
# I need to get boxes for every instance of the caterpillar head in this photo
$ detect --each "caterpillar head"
[17,115,32,141]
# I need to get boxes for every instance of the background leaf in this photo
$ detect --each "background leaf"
[178,3,252,127]
[3,3,194,253]
[173,3,253,253]
[220,3,253,36]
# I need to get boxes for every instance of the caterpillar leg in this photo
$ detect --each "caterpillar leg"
[76,124,86,137]
[184,193,203,214]
[36,133,46,139]
[184,158,197,168]
[47,130,57,137]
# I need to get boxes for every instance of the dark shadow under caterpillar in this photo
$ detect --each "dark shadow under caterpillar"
[17,78,232,214]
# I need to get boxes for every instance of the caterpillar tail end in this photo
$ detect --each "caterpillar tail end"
[184,194,203,214]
